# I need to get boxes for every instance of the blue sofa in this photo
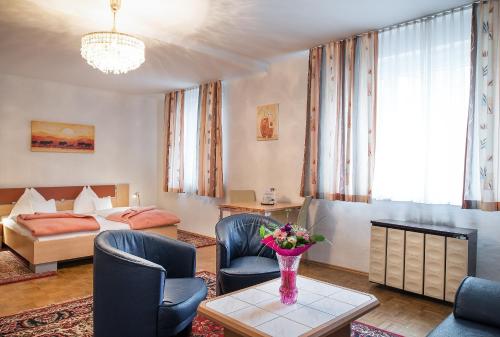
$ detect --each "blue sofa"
[93,230,207,337]
[427,276,500,337]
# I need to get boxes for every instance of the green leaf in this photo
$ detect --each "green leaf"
[259,225,266,238]
[311,234,325,242]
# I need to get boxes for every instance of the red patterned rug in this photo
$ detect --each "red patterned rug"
[0,271,221,337]
[0,250,56,286]
[0,270,401,337]
[351,321,405,337]
[178,230,216,248]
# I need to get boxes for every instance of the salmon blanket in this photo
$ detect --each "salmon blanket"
[106,207,180,230]
[16,213,100,237]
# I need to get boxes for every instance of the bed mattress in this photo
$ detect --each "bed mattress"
[2,209,131,242]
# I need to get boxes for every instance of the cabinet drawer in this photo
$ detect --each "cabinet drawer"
[446,237,468,302]
[424,234,445,300]
[386,228,405,289]
[369,226,387,284]
[404,231,424,294]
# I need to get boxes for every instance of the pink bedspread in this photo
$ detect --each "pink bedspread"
[16,213,100,237]
[106,207,180,230]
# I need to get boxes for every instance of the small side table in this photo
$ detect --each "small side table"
[217,202,302,220]
[198,275,379,337]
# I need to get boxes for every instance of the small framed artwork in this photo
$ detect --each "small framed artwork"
[257,103,279,141]
[31,120,95,153]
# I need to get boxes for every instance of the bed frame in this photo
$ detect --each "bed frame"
[0,184,177,273]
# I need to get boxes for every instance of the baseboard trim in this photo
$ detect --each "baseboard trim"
[301,259,369,277]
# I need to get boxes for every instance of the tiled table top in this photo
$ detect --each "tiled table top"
[198,276,379,337]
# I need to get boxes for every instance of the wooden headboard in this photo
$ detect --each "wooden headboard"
[0,184,129,217]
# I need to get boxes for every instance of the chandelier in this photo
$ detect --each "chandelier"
[81,0,145,75]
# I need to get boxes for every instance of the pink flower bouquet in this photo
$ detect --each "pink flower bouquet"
[259,223,325,256]
[260,222,325,305]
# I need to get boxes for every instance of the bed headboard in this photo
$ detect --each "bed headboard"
[0,184,129,217]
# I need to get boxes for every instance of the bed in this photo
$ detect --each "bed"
[0,184,178,273]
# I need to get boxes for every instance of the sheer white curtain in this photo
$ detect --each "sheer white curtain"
[183,86,200,193]
[373,8,472,205]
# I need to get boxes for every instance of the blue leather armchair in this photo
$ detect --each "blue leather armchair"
[93,230,207,337]
[216,214,281,295]
[427,276,500,336]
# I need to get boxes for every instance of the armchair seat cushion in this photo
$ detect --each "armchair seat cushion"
[158,277,208,336]
[219,256,280,293]
[427,315,500,337]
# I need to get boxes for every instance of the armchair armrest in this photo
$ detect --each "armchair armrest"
[454,276,500,329]
[143,234,196,278]
[93,241,166,337]
[216,238,231,269]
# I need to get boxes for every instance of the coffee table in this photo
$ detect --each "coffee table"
[198,275,379,337]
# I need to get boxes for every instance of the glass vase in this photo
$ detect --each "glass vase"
[276,253,301,305]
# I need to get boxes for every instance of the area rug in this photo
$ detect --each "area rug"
[0,271,222,337]
[351,321,405,337]
[0,270,402,337]
[178,230,216,248]
[0,250,56,286]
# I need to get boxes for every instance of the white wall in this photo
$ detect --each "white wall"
[157,52,500,281]
[0,74,162,205]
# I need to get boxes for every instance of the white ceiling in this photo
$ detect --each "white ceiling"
[0,0,471,94]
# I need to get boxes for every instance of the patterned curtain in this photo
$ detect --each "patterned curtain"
[164,90,185,192]
[301,46,323,197]
[301,33,378,202]
[198,81,224,198]
[463,0,500,210]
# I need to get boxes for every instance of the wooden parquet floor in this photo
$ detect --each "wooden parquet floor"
[0,246,450,337]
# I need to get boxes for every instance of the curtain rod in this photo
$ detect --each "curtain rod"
[315,0,480,45]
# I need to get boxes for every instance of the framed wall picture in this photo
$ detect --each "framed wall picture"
[256,103,279,141]
[31,121,95,153]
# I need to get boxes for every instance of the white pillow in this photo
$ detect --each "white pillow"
[9,188,34,219]
[93,196,113,211]
[32,199,57,213]
[73,187,97,214]
[86,186,98,199]
[30,188,46,202]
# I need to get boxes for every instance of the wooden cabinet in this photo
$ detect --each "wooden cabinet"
[445,237,469,302]
[386,229,405,289]
[369,226,387,284]
[404,231,424,294]
[424,234,445,299]
[370,220,477,302]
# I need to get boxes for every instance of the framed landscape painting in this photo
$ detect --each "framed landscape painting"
[31,121,95,153]
[256,103,279,141]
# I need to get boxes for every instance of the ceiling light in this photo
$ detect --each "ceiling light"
[81,0,145,75]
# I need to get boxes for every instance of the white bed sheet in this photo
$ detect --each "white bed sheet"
[2,209,131,242]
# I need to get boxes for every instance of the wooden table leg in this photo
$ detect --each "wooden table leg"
[219,208,224,220]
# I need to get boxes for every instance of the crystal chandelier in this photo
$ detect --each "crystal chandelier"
[81,0,145,74]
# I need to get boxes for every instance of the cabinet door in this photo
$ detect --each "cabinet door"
[404,231,424,294]
[386,228,405,289]
[424,234,445,300]
[446,237,468,302]
[369,226,387,284]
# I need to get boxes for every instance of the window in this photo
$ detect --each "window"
[164,86,199,193]
[164,81,223,197]
[373,8,472,205]
[182,87,200,193]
